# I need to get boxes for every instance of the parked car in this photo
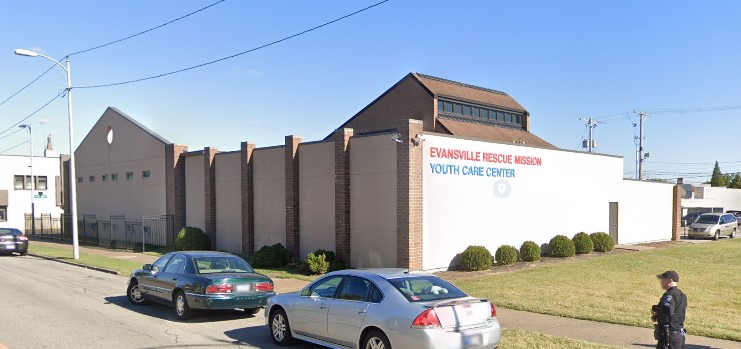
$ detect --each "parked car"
[688,213,738,240]
[126,251,275,320]
[0,228,29,255]
[725,210,741,225]
[266,268,500,349]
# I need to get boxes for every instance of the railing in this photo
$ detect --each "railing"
[25,213,176,252]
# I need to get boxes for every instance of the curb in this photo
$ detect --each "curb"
[28,253,121,275]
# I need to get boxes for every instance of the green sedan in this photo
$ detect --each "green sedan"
[127,251,275,320]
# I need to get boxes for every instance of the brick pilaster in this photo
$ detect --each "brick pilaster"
[240,142,256,256]
[165,144,188,244]
[204,147,218,248]
[397,119,424,269]
[285,136,301,261]
[334,128,354,266]
[671,185,682,241]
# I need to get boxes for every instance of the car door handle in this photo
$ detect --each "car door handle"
[357,309,367,314]
[319,303,328,309]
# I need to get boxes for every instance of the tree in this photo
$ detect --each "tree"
[730,173,741,189]
[710,161,728,187]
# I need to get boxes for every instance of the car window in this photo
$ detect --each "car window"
[370,285,384,303]
[193,256,253,274]
[696,215,720,224]
[0,228,22,235]
[307,276,344,298]
[337,276,372,302]
[389,276,468,302]
[152,255,173,272]
[164,255,186,273]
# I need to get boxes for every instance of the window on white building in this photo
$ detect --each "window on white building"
[36,176,47,191]
[0,206,6,222]
[14,175,24,190]
[24,176,32,190]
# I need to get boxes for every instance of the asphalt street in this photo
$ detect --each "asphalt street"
[0,254,321,349]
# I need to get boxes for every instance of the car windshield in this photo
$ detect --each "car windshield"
[696,215,720,224]
[0,228,22,236]
[388,275,468,302]
[194,256,254,274]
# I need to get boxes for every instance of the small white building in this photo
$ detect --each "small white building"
[0,152,65,232]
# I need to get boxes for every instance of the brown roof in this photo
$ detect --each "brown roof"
[437,116,556,149]
[413,73,526,111]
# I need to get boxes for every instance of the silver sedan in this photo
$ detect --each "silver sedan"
[265,268,500,349]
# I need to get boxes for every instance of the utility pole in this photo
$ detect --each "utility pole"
[19,124,34,234]
[636,111,649,180]
[580,117,599,152]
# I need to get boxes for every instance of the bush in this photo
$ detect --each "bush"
[175,226,210,251]
[519,241,541,262]
[572,232,594,255]
[313,249,343,271]
[461,245,493,271]
[548,235,576,258]
[495,245,518,265]
[306,253,330,275]
[590,232,615,252]
[251,243,290,268]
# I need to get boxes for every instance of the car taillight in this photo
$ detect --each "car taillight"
[17,235,28,241]
[490,302,497,318]
[254,282,274,292]
[206,283,233,294]
[411,308,441,328]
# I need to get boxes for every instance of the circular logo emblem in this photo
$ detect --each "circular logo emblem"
[492,179,512,199]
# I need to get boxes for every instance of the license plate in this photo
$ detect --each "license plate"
[235,284,252,293]
[463,333,483,347]
[5,245,15,250]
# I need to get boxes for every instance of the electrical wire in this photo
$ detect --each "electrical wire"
[0,139,29,154]
[68,0,228,56]
[0,64,56,109]
[0,128,24,141]
[76,0,390,89]
[0,90,65,137]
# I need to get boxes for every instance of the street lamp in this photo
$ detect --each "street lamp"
[19,124,34,235]
[14,49,80,259]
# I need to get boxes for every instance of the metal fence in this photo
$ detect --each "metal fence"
[26,213,175,252]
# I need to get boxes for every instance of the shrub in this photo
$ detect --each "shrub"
[572,232,594,255]
[175,226,210,251]
[461,245,493,271]
[495,245,518,265]
[251,243,290,268]
[313,249,343,271]
[590,232,615,252]
[548,235,576,258]
[306,253,330,275]
[519,241,541,262]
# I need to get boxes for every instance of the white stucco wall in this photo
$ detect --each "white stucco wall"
[184,153,205,230]
[0,155,64,231]
[421,134,672,270]
[682,186,741,212]
[350,134,397,268]
[253,146,286,249]
[215,152,242,253]
[298,141,335,258]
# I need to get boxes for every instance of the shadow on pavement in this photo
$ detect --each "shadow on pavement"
[633,343,726,349]
[224,326,324,349]
[104,295,258,323]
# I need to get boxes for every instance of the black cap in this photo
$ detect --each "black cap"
[657,271,679,282]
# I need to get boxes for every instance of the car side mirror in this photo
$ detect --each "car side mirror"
[143,264,153,271]
[300,288,310,297]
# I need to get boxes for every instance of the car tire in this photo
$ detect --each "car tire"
[127,280,149,306]
[714,230,721,240]
[174,291,193,321]
[19,249,28,256]
[363,330,392,349]
[731,229,736,239]
[243,308,261,315]
[269,308,294,346]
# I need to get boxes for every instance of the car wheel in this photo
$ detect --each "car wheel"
[363,330,392,349]
[269,308,294,345]
[127,281,149,305]
[19,249,28,256]
[731,229,736,238]
[174,291,193,320]
[714,230,721,240]
[243,308,261,315]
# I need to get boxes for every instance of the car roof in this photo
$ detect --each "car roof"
[699,213,721,216]
[170,251,238,258]
[329,268,433,280]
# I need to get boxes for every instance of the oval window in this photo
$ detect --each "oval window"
[106,127,113,145]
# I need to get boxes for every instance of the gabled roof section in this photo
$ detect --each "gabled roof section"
[412,73,526,112]
[105,107,170,144]
[437,115,555,149]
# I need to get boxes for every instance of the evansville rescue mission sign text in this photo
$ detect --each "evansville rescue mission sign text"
[427,146,542,178]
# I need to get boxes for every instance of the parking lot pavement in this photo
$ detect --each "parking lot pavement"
[0,255,322,349]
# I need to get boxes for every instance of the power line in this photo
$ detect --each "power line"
[0,90,65,137]
[0,128,24,141]
[0,64,56,109]
[76,0,390,89]
[68,0,228,56]
[0,139,29,154]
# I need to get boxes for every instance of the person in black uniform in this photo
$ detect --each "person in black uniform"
[652,271,687,349]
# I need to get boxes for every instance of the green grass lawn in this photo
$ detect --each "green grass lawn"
[29,244,142,276]
[500,329,620,349]
[454,238,741,341]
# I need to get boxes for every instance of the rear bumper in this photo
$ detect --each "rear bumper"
[188,292,275,310]
[0,240,28,253]
[390,319,501,349]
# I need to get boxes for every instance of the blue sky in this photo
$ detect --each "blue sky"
[0,0,739,183]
